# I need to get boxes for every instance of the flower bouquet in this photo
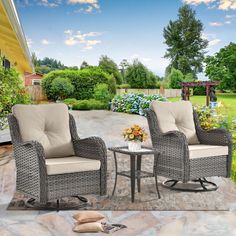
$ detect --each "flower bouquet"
[123,125,148,151]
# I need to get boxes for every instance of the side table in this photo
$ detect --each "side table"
[108,146,161,203]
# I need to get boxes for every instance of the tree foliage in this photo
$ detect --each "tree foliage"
[119,59,129,83]
[99,55,123,84]
[125,60,158,88]
[80,61,89,70]
[0,57,31,114]
[168,68,184,89]
[32,53,78,74]
[163,5,208,77]
[204,42,236,91]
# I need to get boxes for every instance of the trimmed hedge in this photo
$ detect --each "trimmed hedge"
[64,98,108,110]
[42,67,114,101]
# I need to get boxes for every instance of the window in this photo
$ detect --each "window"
[32,79,41,85]
[3,59,10,69]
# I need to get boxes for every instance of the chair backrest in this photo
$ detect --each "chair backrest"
[12,103,75,158]
[150,101,199,144]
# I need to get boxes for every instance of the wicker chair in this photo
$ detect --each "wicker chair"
[146,101,232,191]
[8,104,107,209]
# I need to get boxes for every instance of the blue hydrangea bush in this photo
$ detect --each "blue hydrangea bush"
[112,93,167,115]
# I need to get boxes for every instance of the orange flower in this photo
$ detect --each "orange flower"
[133,130,140,136]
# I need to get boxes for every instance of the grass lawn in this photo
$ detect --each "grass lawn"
[169,93,236,124]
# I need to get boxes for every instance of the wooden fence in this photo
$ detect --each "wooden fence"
[116,88,182,98]
[25,85,47,102]
[25,86,182,102]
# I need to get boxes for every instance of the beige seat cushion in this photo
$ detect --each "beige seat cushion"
[46,156,101,175]
[73,222,103,233]
[150,101,199,144]
[12,103,74,158]
[189,145,228,159]
[73,211,105,223]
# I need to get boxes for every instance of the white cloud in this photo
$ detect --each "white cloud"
[26,37,33,48]
[64,30,102,50]
[41,39,54,45]
[225,20,232,23]
[219,0,236,10]
[182,0,236,10]
[209,21,223,26]
[68,0,100,13]
[129,54,152,64]
[74,5,94,13]
[208,38,221,46]
[37,0,61,7]
[182,0,216,5]
[225,14,236,18]
[202,33,221,47]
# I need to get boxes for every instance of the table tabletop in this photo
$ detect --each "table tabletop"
[108,146,159,155]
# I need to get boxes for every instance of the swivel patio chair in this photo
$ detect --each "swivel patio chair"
[8,103,107,209]
[146,101,232,191]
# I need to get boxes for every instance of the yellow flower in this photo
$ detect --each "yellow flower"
[127,128,132,134]
[129,134,134,139]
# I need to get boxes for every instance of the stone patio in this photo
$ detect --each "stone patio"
[1,110,236,235]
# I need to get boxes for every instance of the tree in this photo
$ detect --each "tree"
[99,55,123,84]
[184,73,194,82]
[80,61,89,70]
[205,42,236,92]
[31,52,38,67]
[163,5,208,77]
[119,59,129,83]
[168,68,184,89]
[32,53,78,74]
[125,59,158,88]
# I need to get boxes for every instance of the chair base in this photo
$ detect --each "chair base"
[162,178,218,192]
[25,196,88,211]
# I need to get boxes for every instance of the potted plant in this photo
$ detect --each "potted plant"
[123,125,148,151]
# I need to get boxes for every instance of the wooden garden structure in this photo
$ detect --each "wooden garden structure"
[179,81,219,106]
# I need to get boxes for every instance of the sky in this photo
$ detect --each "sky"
[15,0,236,77]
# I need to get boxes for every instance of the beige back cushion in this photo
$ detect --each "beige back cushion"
[12,103,75,158]
[150,101,199,144]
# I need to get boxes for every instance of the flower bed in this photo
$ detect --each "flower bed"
[112,93,167,115]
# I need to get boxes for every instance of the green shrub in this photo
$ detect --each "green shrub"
[116,84,131,89]
[193,86,206,95]
[42,67,112,101]
[63,98,78,106]
[51,77,74,100]
[94,83,111,102]
[72,99,108,110]
[168,68,184,89]
[0,58,31,113]
[0,58,31,130]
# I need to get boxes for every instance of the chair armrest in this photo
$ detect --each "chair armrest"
[14,140,46,168]
[13,140,48,200]
[196,127,232,146]
[72,136,107,161]
[162,130,188,143]
[73,137,107,195]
